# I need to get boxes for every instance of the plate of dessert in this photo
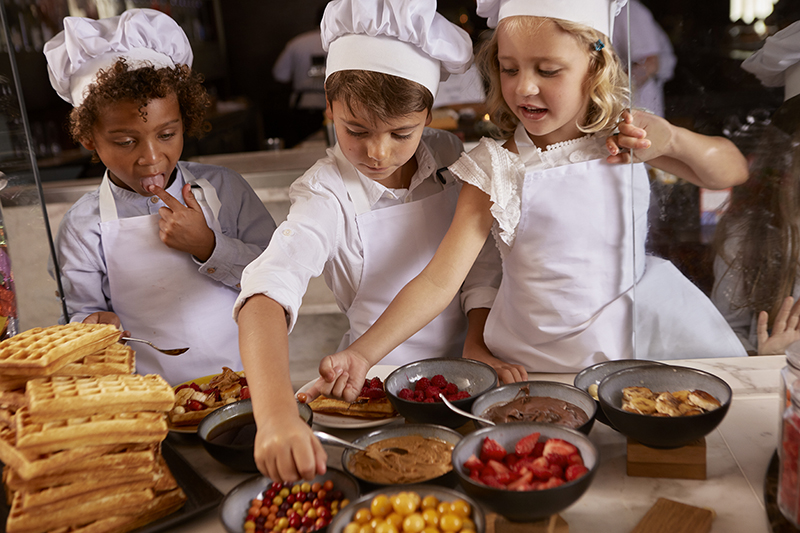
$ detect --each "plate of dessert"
[167,367,249,433]
[296,365,401,429]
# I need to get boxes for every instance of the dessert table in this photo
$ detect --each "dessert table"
[166,355,783,533]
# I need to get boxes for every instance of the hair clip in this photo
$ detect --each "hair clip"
[593,39,605,51]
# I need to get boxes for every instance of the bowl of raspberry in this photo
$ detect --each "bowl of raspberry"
[451,422,598,522]
[384,358,498,429]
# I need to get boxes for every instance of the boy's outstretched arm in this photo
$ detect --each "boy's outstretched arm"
[238,294,327,481]
[606,110,749,189]
[463,308,528,384]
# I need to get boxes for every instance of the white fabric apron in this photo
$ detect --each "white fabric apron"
[99,163,242,385]
[485,157,745,372]
[333,146,467,366]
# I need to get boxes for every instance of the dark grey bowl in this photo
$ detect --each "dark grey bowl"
[197,398,313,472]
[342,423,463,491]
[384,358,498,428]
[328,484,486,533]
[597,365,732,449]
[219,468,359,533]
[470,381,596,434]
[573,360,666,427]
[452,422,598,522]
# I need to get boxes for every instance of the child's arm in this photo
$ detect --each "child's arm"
[308,184,495,402]
[463,308,528,384]
[238,294,327,481]
[757,296,800,355]
[606,110,749,189]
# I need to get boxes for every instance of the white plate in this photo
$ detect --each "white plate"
[296,364,401,429]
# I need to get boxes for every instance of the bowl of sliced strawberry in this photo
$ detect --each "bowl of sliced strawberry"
[384,358,498,428]
[451,422,598,522]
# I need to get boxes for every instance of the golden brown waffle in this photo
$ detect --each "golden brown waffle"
[0,406,16,428]
[0,324,121,376]
[59,487,186,533]
[55,343,135,376]
[0,376,27,392]
[15,408,167,455]
[4,462,159,493]
[0,389,25,411]
[26,374,174,422]
[6,485,153,533]
[18,477,156,510]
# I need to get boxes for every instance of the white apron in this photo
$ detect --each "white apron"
[99,163,242,385]
[333,146,467,366]
[484,155,745,372]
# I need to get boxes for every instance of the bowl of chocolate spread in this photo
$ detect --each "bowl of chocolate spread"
[470,381,596,434]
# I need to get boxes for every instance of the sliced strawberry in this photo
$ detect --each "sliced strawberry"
[531,441,545,458]
[486,459,511,476]
[503,453,520,468]
[186,399,205,411]
[567,452,584,466]
[240,386,251,400]
[469,469,482,481]
[543,477,565,489]
[478,474,505,489]
[507,471,533,491]
[238,377,248,387]
[565,464,589,482]
[189,382,201,392]
[515,432,541,457]
[431,374,448,388]
[543,438,578,467]
[530,464,553,481]
[548,463,564,479]
[480,437,507,462]
[414,378,431,392]
[463,454,484,471]
[175,384,191,392]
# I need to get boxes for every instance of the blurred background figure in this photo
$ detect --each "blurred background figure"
[272,5,327,148]
[613,0,676,117]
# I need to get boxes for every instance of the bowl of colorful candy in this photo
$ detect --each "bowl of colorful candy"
[451,422,598,522]
[219,468,360,533]
[328,484,486,533]
[384,358,498,428]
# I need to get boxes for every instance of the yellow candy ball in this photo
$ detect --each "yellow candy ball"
[420,495,439,510]
[371,495,392,518]
[439,513,463,532]
[421,508,439,527]
[401,512,425,533]
[354,508,373,524]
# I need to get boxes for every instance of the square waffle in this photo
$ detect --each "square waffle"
[55,343,135,376]
[4,462,159,493]
[14,408,167,455]
[26,374,174,422]
[0,324,121,376]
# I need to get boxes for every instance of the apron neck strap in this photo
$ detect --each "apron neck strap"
[334,143,372,216]
[99,174,118,223]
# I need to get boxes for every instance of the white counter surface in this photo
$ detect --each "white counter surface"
[167,355,783,533]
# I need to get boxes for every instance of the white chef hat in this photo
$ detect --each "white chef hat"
[476,0,628,41]
[44,8,193,107]
[742,21,800,103]
[321,0,473,99]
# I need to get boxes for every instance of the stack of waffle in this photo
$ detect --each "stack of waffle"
[0,323,187,533]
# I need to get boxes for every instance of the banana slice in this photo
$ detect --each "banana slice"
[622,396,657,415]
[655,392,682,417]
[623,386,654,402]
[688,390,721,411]
[672,390,691,403]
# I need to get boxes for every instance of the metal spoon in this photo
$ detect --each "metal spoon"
[313,430,408,455]
[121,337,189,356]
[439,393,495,426]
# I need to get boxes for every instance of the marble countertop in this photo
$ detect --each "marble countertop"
[165,355,783,533]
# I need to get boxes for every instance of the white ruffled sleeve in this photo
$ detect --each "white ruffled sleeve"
[448,137,525,247]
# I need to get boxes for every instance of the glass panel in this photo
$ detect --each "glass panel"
[0,1,67,336]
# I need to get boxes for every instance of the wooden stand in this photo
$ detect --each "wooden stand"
[630,498,715,533]
[486,513,568,533]
[626,438,706,480]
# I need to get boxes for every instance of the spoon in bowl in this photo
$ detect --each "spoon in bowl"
[439,393,495,426]
[312,430,408,455]
[121,337,189,355]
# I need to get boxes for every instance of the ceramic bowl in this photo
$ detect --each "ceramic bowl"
[384,358,498,428]
[597,365,732,449]
[219,468,359,533]
[470,380,596,434]
[197,398,313,472]
[327,484,486,533]
[451,422,598,522]
[341,423,462,491]
[573,359,666,427]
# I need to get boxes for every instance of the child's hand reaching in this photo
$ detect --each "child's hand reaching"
[149,184,216,261]
[605,109,662,164]
[82,311,130,337]
[253,409,327,482]
[757,296,800,355]
[305,349,372,403]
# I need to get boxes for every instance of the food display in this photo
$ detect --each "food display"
[621,386,721,417]
[243,479,349,533]
[348,435,454,484]
[397,374,471,403]
[462,432,589,491]
[481,390,589,429]
[304,377,397,419]
[0,324,186,533]
[339,491,477,533]
[169,366,249,427]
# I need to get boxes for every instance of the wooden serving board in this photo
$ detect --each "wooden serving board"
[487,513,568,533]
[627,437,706,480]
[630,498,715,533]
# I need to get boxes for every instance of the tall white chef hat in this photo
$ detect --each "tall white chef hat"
[742,21,800,103]
[44,8,193,107]
[321,0,473,99]
[476,0,628,41]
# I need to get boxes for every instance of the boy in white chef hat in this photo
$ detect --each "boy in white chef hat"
[713,21,800,356]
[235,0,518,482]
[45,9,277,385]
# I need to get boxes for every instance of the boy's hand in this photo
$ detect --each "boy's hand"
[149,184,216,261]
[758,296,800,355]
[82,312,130,337]
[305,350,371,403]
[254,412,327,482]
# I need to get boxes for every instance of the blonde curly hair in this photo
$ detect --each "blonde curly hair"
[477,16,629,140]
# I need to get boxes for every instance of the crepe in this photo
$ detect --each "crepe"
[307,394,396,419]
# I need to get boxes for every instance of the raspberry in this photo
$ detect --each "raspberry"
[398,388,414,400]
[414,390,425,402]
[424,386,441,399]
[431,374,448,388]
[414,378,431,392]
[423,397,436,403]
[452,391,471,401]
[444,382,459,395]
[369,377,383,389]
[361,387,385,399]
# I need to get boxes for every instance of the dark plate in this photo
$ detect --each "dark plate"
[0,436,224,532]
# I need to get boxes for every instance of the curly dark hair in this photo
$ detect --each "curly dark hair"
[69,58,211,144]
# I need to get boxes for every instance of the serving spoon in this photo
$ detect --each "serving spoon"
[121,337,189,355]
[313,430,408,455]
[439,393,495,426]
